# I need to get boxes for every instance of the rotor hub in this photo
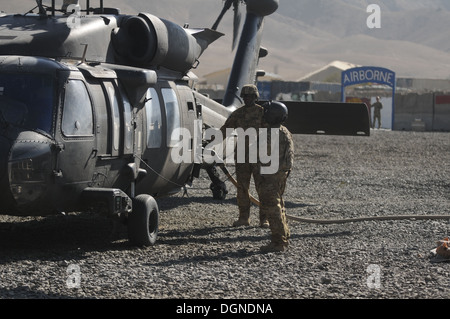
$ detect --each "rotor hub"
[246,0,279,16]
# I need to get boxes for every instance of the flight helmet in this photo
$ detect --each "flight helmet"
[263,101,288,126]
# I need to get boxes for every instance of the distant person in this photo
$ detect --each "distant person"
[372,96,383,129]
[257,101,294,253]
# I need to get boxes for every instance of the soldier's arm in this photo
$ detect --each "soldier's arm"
[280,127,294,172]
[220,111,238,137]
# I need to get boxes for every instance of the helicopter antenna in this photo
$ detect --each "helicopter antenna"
[80,44,88,64]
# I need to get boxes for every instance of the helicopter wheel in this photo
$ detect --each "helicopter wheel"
[127,194,159,246]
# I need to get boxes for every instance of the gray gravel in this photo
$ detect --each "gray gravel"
[0,130,449,300]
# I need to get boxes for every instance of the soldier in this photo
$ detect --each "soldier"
[220,84,268,228]
[257,101,294,253]
[372,96,383,129]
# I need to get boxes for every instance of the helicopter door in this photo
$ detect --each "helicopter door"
[103,80,134,158]
[55,77,96,207]
[145,88,162,150]
[162,88,182,149]
[162,85,194,183]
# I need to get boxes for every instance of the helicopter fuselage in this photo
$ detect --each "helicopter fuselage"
[0,3,239,219]
[0,54,207,217]
[0,0,284,246]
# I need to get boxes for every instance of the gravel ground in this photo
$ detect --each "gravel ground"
[0,130,449,301]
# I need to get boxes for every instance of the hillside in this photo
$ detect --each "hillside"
[3,0,450,81]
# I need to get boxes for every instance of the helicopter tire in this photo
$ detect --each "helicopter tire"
[127,194,159,246]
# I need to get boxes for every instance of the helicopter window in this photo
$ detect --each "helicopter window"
[62,80,93,137]
[145,88,162,149]
[162,88,181,147]
[122,91,133,154]
[104,82,121,152]
[0,73,54,134]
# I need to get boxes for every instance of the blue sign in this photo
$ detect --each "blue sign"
[342,66,395,88]
[341,66,396,129]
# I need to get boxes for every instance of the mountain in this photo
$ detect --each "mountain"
[3,0,450,81]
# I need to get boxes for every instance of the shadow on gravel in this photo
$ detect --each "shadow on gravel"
[285,201,316,209]
[0,195,350,266]
[0,286,76,299]
[0,213,130,263]
[157,194,238,210]
[157,193,315,211]
[146,246,263,267]
[159,224,351,245]
[148,228,353,267]
[0,195,233,262]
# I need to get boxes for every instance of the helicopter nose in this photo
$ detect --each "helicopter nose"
[6,131,54,213]
[0,135,9,181]
[0,135,16,213]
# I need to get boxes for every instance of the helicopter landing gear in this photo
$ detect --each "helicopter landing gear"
[205,164,228,200]
[210,181,227,200]
[127,194,159,246]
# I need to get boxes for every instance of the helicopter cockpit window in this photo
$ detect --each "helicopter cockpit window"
[62,80,93,137]
[0,73,54,134]
[145,88,162,149]
[162,88,181,147]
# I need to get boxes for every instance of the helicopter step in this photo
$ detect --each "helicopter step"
[81,187,159,246]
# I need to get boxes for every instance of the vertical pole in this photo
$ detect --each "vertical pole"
[391,76,396,130]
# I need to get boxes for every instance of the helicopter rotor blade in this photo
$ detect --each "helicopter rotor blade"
[211,0,234,30]
[232,0,242,50]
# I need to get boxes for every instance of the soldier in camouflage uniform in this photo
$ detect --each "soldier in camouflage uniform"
[257,101,294,253]
[372,96,383,129]
[220,84,268,227]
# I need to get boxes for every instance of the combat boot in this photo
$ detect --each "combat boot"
[260,242,288,253]
[259,212,269,228]
[233,218,250,227]
[233,207,250,227]
[259,220,270,228]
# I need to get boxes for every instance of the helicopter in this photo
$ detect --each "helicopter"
[0,0,370,246]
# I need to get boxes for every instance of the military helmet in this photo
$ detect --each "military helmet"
[263,101,288,125]
[240,84,260,99]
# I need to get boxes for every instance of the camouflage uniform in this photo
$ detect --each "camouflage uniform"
[372,97,383,129]
[220,85,266,227]
[257,125,294,251]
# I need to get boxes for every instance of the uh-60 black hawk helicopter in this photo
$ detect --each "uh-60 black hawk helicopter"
[0,0,370,246]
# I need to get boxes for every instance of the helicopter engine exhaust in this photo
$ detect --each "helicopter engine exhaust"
[112,13,223,74]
